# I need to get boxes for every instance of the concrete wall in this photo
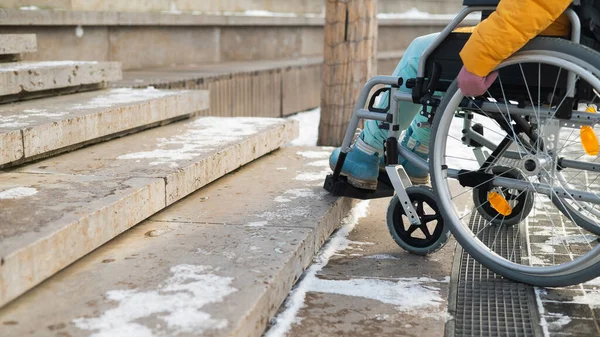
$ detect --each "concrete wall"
[2,0,463,14]
[378,0,463,15]
[0,22,447,70]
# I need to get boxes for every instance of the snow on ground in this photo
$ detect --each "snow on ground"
[0,187,38,200]
[307,277,448,320]
[263,201,371,337]
[287,108,320,147]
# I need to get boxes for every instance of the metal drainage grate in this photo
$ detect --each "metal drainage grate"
[446,213,543,337]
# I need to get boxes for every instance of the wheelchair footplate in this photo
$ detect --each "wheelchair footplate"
[323,170,396,200]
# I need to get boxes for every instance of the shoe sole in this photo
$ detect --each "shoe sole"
[329,163,378,191]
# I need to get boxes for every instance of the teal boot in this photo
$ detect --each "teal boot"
[380,114,431,185]
[329,132,382,190]
[398,122,430,184]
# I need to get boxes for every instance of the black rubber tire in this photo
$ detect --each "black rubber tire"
[430,37,600,287]
[386,186,451,255]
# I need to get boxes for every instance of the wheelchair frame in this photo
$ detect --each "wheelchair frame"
[324,5,596,227]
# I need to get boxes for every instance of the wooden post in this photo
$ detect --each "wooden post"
[318,0,378,146]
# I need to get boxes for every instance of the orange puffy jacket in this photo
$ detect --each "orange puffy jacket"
[459,0,573,76]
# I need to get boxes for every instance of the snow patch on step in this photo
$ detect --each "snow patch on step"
[72,88,177,110]
[0,60,99,72]
[118,117,282,166]
[0,187,37,199]
[247,221,268,227]
[296,151,331,159]
[295,170,330,181]
[73,264,237,337]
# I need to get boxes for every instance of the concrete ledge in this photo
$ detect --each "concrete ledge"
[0,12,464,69]
[0,34,36,55]
[0,88,208,166]
[0,117,298,309]
[0,61,121,97]
[0,9,479,26]
[115,52,405,118]
[0,146,354,337]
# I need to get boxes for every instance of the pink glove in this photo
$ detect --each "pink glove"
[457,66,498,97]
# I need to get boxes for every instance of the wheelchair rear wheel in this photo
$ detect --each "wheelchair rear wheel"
[430,38,600,287]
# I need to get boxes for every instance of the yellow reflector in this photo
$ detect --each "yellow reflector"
[581,106,599,156]
[488,191,512,216]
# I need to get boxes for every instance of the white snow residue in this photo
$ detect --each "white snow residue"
[544,234,597,246]
[0,60,99,72]
[545,312,572,330]
[307,277,446,318]
[532,243,556,254]
[274,196,292,203]
[274,188,319,203]
[377,8,480,21]
[287,108,320,146]
[572,292,600,307]
[75,25,84,38]
[73,265,237,337]
[0,121,28,128]
[242,10,298,17]
[72,88,176,110]
[19,5,39,10]
[585,277,600,286]
[285,188,319,199]
[306,160,329,167]
[276,167,287,170]
[247,221,268,227]
[0,187,38,199]
[296,151,331,159]
[264,201,370,337]
[256,206,310,222]
[295,170,331,181]
[117,117,279,166]
[363,254,401,260]
[535,288,552,337]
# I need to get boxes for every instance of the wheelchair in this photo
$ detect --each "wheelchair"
[324,0,600,287]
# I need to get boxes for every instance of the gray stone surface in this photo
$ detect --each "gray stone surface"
[0,146,355,337]
[0,173,166,309]
[275,198,455,337]
[0,61,121,97]
[17,117,298,205]
[0,34,36,55]
[0,88,208,166]
[0,116,298,309]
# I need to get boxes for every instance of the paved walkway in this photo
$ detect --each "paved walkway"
[264,198,454,337]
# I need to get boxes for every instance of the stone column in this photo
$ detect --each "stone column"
[318,0,378,146]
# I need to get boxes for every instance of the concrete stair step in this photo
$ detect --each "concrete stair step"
[0,116,298,309]
[0,35,36,57]
[114,52,405,119]
[0,146,351,337]
[0,87,208,166]
[0,61,122,101]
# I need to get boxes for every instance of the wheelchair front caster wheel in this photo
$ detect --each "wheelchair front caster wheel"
[386,186,451,255]
[472,166,534,226]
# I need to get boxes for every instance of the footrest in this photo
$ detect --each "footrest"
[323,172,395,200]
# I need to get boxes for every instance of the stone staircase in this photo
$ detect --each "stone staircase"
[0,34,353,337]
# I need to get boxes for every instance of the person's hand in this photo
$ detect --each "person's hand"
[457,66,498,97]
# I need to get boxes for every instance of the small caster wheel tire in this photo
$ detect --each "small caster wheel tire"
[472,166,534,226]
[386,186,450,255]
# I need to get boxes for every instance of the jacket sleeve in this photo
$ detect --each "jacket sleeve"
[460,0,572,76]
